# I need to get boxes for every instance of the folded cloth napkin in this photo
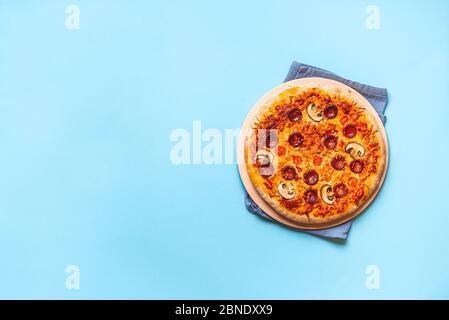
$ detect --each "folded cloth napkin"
[245,61,388,240]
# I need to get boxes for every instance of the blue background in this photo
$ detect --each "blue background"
[0,0,448,299]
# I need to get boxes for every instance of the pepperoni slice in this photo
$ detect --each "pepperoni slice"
[303,169,319,185]
[333,183,348,198]
[281,166,297,180]
[304,189,319,204]
[323,135,338,149]
[331,155,346,170]
[264,130,278,148]
[259,165,274,177]
[350,160,364,173]
[287,108,302,122]
[288,132,304,147]
[323,105,338,119]
[343,124,357,138]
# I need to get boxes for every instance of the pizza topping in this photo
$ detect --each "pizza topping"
[264,180,273,190]
[304,189,319,204]
[313,155,323,166]
[356,187,365,199]
[331,155,346,170]
[323,105,338,119]
[277,182,296,200]
[320,184,335,205]
[345,142,365,159]
[292,156,302,165]
[339,115,349,125]
[358,122,368,133]
[281,166,297,180]
[303,169,319,185]
[343,124,357,138]
[256,150,273,167]
[287,107,302,122]
[306,103,323,122]
[333,183,348,198]
[348,177,358,188]
[288,132,304,147]
[259,165,275,177]
[323,135,338,149]
[349,160,364,173]
[277,146,286,157]
[322,171,332,182]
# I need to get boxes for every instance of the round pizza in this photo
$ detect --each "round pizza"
[245,81,387,226]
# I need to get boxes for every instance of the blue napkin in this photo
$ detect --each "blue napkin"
[245,61,388,240]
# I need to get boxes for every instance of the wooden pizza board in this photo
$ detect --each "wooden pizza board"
[237,77,389,230]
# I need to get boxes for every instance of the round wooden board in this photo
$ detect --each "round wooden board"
[237,77,389,230]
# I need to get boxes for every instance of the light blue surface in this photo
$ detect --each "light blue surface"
[0,0,448,299]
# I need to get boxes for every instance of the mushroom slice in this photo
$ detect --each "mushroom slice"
[345,142,366,159]
[277,182,296,200]
[320,184,335,205]
[256,150,274,166]
[306,103,324,122]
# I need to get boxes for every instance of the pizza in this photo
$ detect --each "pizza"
[245,83,386,226]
